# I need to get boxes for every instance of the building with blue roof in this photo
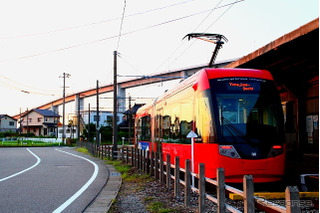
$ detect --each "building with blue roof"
[20,109,61,136]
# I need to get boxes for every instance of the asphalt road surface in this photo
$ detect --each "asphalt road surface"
[0,147,109,213]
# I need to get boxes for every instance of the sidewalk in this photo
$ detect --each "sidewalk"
[84,164,122,213]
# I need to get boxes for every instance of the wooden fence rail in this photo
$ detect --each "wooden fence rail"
[77,143,303,213]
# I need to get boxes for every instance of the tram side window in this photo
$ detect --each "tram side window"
[170,104,180,141]
[179,93,194,143]
[154,87,195,143]
[155,114,162,141]
[196,92,215,143]
[163,115,171,141]
[138,115,151,141]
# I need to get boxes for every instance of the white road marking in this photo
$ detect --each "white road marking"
[53,148,99,213]
[0,148,41,182]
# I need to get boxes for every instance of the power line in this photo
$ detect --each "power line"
[159,0,244,70]
[117,53,142,74]
[191,0,225,32]
[0,73,60,93]
[116,0,127,51]
[0,0,195,40]
[0,73,59,96]
[0,79,58,96]
[0,1,243,63]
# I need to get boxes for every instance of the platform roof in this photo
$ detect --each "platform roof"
[225,18,319,95]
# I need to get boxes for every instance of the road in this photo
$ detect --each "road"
[0,147,109,213]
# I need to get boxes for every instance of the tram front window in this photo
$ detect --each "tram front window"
[211,78,284,145]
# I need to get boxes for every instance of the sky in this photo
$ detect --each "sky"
[0,0,318,117]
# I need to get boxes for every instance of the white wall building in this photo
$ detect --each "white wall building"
[81,111,123,127]
[57,126,78,139]
[0,114,17,132]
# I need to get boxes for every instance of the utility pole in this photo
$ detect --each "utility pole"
[96,80,100,147]
[19,108,22,135]
[113,51,118,159]
[26,108,29,134]
[88,103,91,141]
[77,95,81,142]
[128,95,132,144]
[60,72,71,144]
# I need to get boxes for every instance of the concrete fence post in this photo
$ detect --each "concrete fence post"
[135,148,138,168]
[138,149,141,170]
[244,175,255,213]
[166,154,171,189]
[131,147,134,166]
[145,150,149,173]
[174,156,180,198]
[160,154,164,183]
[126,147,129,164]
[150,151,154,176]
[121,147,124,162]
[217,168,226,213]
[155,152,159,180]
[199,163,205,213]
[142,149,145,171]
[139,149,144,171]
[285,186,301,213]
[185,159,191,207]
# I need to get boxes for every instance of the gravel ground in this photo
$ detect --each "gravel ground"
[108,168,318,213]
[108,168,239,213]
[109,175,206,213]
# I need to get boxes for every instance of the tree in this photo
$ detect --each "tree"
[82,123,96,142]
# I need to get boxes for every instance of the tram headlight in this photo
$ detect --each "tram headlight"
[268,145,283,158]
[219,145,241,158]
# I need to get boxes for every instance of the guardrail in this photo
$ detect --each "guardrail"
[78,142,309,213]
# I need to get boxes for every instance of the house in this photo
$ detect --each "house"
[0,114,17,132]
[119,103,144,128]
[57,116,79,139]
[81,110,124,127]
[20,109,60,136]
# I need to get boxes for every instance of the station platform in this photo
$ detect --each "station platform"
[285,153,319,192]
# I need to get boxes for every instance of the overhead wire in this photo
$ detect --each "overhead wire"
[0,0,195,40]
[153,0,237,72]
[0,0,243,66]
[159,0,244,70]
[0,73,60,96]
[0,79,58,96]
[0,73,59,92]
[0,1,212,63]
[116,0,127,52]
[117,53,142,75]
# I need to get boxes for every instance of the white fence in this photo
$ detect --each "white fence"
[21,137,63,143]
[1,137,63,143]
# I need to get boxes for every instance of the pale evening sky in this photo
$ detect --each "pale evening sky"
[0,0,318,116]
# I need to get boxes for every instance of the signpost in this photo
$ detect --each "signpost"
[187,130,198,187]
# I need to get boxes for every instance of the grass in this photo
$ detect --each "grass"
[75,147,91,155]
[76,148,180,213]
[104,160,152,182]
[146,202,176,213]
[105,160,178,213]
[144,197,177,213]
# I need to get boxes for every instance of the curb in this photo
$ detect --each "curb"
[84,164,122,213]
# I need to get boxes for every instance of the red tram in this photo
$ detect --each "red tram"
[135,68,285,183]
